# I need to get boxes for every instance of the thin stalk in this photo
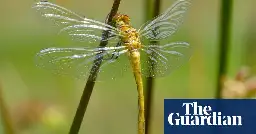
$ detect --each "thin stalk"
[68,0,121,133]
[216,0,233,98]
[144,0,161,134]
[144,0,153,22]
[0,81,15,134]
[245,4,256,71]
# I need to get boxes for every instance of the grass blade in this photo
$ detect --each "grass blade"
[216,0,233,98]
[144,0,161,134]
[68,0,121,133]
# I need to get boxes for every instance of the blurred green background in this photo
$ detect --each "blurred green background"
[0,0,256,133]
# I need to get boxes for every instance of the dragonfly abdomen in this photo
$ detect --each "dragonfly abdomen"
[128,50,145,133]
[128,50,142,78]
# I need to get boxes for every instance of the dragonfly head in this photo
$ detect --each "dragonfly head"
[112,14,131,27]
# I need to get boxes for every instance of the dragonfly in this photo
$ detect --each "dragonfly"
[32,0,192,134]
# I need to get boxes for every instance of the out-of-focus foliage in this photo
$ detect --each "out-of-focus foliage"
[222,67,256,98]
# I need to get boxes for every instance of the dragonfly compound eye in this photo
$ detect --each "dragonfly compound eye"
[121,14,130,24]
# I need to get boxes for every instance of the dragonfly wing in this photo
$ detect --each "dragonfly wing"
[32,1,122,44]
[35,44,130,81]
[139,0,191,41]
[97,49,131,81]
[140,41,192,77]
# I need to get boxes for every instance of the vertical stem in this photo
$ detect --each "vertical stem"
[0,82,15,134]
[144,0,161,134]
[244,3,256,72]
[144,0,153,22]
[216,0,233,98]
[68,0,121,133]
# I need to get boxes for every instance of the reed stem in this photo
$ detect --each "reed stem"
[144,0,161,134]
[216,0,233,98]
[68,1,121,133]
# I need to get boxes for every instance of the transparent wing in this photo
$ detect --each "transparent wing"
[32,1,123,44]
[140,41,192,77]
[139,0,191,41]
[35,44,131,81]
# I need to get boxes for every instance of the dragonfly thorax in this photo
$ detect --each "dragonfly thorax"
[112,14,142,51]
[119,26,141,51]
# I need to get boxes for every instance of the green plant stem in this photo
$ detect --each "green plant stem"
[144,0,161,134]
[144,0,153,22]
[68,0,121,133]
[216,0,233,98]
[0,82,15,134]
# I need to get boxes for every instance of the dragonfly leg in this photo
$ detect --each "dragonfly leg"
[108,33,116,39]
[110,41,122,60]
[105,13,111,23]
[103,41,122,60]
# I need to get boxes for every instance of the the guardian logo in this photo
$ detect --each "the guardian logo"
[168,102,242,126]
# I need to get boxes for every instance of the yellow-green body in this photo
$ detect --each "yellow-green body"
[113,14,145,134]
